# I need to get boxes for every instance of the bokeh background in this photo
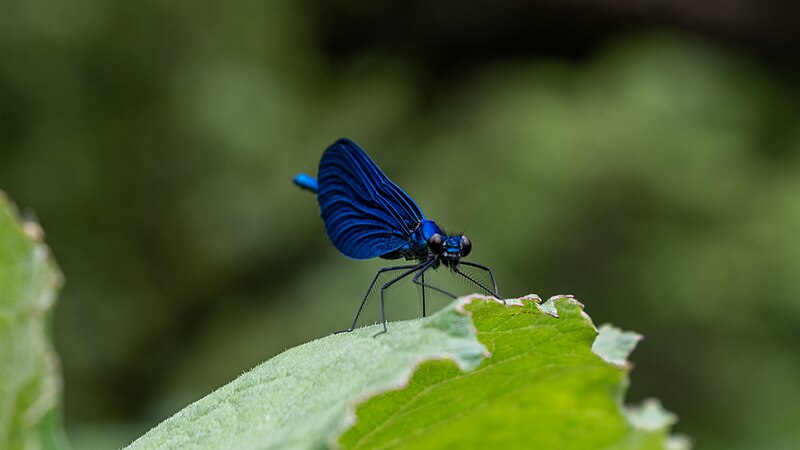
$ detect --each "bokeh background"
[2,1,800,448]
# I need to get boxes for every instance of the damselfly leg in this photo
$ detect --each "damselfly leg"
[373,263,430,337]
[411,259,458,302]
[335,263,421,335]
[459,261,500,297]
[455,261,504,303]
[421,269,426,317]
[335,259,501,337]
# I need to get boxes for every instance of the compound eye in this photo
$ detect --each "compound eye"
[460,235,472,257]
[428,233,444,254]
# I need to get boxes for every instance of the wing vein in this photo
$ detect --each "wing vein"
[316,139,425,259]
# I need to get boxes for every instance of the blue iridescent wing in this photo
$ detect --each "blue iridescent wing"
[317,138,425,259]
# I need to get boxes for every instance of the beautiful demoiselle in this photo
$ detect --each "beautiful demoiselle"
[294,138,501,335]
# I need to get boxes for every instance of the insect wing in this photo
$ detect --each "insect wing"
[317,139,425,259]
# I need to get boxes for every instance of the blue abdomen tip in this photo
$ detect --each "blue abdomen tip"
[293,173,318,193]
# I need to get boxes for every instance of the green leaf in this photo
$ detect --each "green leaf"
[0,192,68,450]
[126,297,488,450]
[128,294,682,449]
[339,296,681,449]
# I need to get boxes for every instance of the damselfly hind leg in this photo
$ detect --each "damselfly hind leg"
[334,263,420,335]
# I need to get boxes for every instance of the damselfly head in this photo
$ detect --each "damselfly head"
[427,232,472,263]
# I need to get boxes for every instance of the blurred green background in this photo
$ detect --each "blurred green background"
[2,1,799,448]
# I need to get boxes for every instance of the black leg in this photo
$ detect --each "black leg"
[335,263,421,334]
[454,264,505,304]
[374,263,428,337]
[411,260,457,300]
[459,261,500,297]
[421,269,426,317]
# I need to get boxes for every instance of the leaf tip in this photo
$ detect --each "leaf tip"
[625,398,677,431]
[21,212,45,241]
[539,294,580,317]
[592,324,643,368]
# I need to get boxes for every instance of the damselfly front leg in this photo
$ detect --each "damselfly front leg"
[457,261,504,302]
[459,261,503,300]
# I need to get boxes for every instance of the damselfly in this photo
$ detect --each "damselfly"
[294,138,502,335]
